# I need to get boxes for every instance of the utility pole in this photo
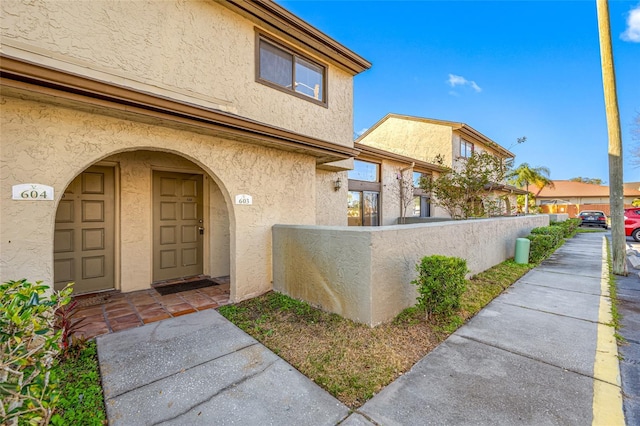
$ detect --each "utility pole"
[596,0,627,275]
[524,180,530,215]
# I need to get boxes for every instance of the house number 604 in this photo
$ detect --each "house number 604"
[21,189,48,199]
[12,184,54,201]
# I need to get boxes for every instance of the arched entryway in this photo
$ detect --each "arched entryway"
[54,165,116,293]
[53,150,231,295]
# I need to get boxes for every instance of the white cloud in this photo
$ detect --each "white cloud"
[447,74,482,93]
[447,74,468,87]
[621,5,640,42]
[355,128,368,137]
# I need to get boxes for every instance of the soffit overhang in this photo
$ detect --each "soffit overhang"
[487,183,528,195]
[0,56,360,164]
[219,0,371,75]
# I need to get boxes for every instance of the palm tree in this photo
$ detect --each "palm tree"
[507,163,554,214]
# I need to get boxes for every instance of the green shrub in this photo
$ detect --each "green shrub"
[527,234,555,263]
[0,279,72,425]
[530,225,564,246]
[550,218,580,238]
[411,255,468,319]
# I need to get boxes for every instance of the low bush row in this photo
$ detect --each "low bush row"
[551,218,580,239]
[412,218,581,317]
[526,218,580,264]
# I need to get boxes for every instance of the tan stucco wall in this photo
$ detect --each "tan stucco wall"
[0,0,354,146]
[273,215,549,326]
[432,205,451,218]
[380,159,411,225]
[315,170,348,226]
[359,118,453,165]
[0,94,317,301]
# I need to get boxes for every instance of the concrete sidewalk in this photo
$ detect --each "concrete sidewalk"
[97,232,624,425]
[618,237,640,425]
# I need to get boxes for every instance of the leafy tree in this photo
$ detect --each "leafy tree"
[507,163,554,214]
[420,151,506,219]
[570,177,604,185]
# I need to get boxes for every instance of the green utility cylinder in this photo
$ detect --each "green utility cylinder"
[514,238,531,264]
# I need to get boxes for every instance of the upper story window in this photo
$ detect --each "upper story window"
[257,35,326,104]
[460,139,474,158]
[413,171,425,187]
[348,160,379,182]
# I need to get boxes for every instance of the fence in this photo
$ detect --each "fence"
[540,204,634,217]
[272,215,549,326]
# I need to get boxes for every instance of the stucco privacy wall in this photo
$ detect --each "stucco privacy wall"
[0,95,315,300]
[273,215,549,326]
[0,0,354,146]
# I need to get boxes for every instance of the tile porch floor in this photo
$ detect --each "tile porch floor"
[72,280,230,340]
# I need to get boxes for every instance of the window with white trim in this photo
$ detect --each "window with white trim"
[460,139,474,158]
[257,36,325,103]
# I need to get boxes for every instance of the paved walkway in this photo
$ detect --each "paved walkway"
[96,233,626,425]
[73,280,230,338]
[618,237,640,425]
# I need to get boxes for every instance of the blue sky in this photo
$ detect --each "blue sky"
[277,0,640,182]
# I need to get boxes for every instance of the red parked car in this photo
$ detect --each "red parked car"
[625,208,640,242]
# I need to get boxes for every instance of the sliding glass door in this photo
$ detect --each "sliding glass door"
[348,190,379,226]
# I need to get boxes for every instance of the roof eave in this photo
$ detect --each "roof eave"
[219,0,371,75]
[354,142,447,173]
[0,55,359,164]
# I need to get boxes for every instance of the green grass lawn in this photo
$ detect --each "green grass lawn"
[218,259,533,408]
[50,341,107,425]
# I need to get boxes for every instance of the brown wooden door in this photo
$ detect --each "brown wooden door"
[54,166,115,293]
[153,171,203,282]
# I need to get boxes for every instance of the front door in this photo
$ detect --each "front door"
[153,171,204,282]
[54,166,115,293]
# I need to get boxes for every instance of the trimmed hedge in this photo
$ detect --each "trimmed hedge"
[550,218,580,238]
[411,255,468,319]
[530,225,564,247]
[527,234,556,263]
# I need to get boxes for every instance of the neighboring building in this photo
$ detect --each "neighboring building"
[356,113,521,217]
[0,0,370,301]
[534,181,640,216]
[348,143,446,226]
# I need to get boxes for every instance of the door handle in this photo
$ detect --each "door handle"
[198,226,204,235]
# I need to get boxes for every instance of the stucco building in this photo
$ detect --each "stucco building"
[534,181,640,217]
[356,113,523,217]
[347,143,446,226]
[0,0,371,300]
